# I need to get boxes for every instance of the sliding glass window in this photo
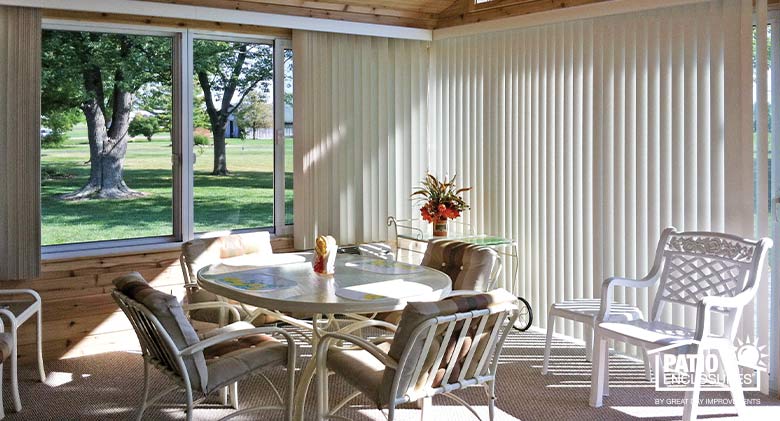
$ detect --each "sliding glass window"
[192,38,276,233]
[40,22,293,253]
[40,29,174,246]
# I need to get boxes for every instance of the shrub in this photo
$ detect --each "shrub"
[129,115,159,142]
[42,132,66,149]
[194,134,211,145]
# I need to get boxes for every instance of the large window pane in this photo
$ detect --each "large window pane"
[41,30,173,245]
[193,39,275,232]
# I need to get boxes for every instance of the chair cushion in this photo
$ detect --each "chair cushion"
[181,231,274,279]
[325,340,393,404]
[381,289,516,402]
[0,332,12,362]
[203,321,288,393]
[113,273,209,392]
[421,239,497,291]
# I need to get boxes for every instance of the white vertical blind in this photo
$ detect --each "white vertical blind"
[427,0,756,341]
[0,6,41,280]
[292,30,429,249]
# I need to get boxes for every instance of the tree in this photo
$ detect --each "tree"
[42,31,171,199]
[41,109,82,148]
[129,115,160,142]
[194,40,272,175]
[135,83,171,133]
[235,91,272,139]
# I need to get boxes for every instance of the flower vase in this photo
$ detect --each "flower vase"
[433,218,448,237]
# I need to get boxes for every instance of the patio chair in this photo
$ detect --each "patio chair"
[0,289,45,412]
[0,323,12,419]
[316,289,518,421]
[589,228,771,421]
[180,231,281,327]
[379,239,501,325]
[112,273,296,421]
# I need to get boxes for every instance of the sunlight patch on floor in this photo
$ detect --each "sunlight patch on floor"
[44,371,91,387]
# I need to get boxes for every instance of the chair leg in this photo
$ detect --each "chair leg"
[542,312,556,374]
[36,308,45,382]
[229,382,239,409]
[487,381,497,421]
[316,355,329,421]
[287,359,295,421]
[136,360,150,421]
[419,396,432,421]
[584,325,594,362]
[185,384,194,421]
[0,362,5,420]
[589,333,608,408]
[641,348,653,382]
[721,349,746,417]
[683,349,706,421]
[10,325,20,412]
[221,386,229,406]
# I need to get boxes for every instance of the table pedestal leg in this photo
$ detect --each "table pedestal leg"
[293,313,322,421]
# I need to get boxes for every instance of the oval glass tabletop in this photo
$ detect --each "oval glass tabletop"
[197,253,452,314]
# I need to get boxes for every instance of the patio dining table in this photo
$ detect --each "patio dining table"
[197,252,452,420]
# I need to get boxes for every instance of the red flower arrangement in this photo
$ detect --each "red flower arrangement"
[412,174,470,235]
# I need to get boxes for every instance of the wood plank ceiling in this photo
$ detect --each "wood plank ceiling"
[135,0,620,29]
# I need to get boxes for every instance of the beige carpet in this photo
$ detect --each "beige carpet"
[3,328,779,420]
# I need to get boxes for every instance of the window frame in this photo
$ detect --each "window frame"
[41,20,293,259]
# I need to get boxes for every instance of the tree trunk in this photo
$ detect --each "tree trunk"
[61,82,142,200]
[212,125,228,175]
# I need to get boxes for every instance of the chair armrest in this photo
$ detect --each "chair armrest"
[182,301,242,322]
[694,291,758,339]
[598,276,657,321]
[0,309,10,331]
[179,326,296,356]
[0,289,41,302]
[317,332,398,369]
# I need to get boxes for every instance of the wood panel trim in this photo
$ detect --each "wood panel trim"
[42,9,293,38]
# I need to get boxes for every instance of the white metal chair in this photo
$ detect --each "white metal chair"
[542,299,647,376]
[112,273,296,421]
[378,239,503,326]
[0,289,45,412]
[316,289,518,421]
[589,227,771,421]
[181,231,289,327]
[0,318,12,420]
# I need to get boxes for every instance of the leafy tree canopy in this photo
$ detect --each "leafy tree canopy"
[42,30,172,122]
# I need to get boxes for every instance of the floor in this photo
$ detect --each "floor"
[3,328,779,420]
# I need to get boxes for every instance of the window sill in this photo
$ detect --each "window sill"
[42,230,294,262]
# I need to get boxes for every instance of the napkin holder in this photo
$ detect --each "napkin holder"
[313,235,337,276]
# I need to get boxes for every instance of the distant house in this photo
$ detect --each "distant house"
[225,113,241,138]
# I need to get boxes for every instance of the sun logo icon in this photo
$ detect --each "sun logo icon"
[734,336,768,371]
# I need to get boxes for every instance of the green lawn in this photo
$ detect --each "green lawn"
[42,129,293,245]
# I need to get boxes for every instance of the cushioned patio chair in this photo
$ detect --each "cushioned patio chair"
[379,239,500,325]
[112,273,296,421]
[316,289,518,421]
[590,228,771,421]
[180,231,280,327]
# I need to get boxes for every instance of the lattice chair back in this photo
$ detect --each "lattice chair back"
[382,290,517,406]
[649,228,770,338]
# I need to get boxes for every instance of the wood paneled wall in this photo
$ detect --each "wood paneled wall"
[7,237,294,364]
